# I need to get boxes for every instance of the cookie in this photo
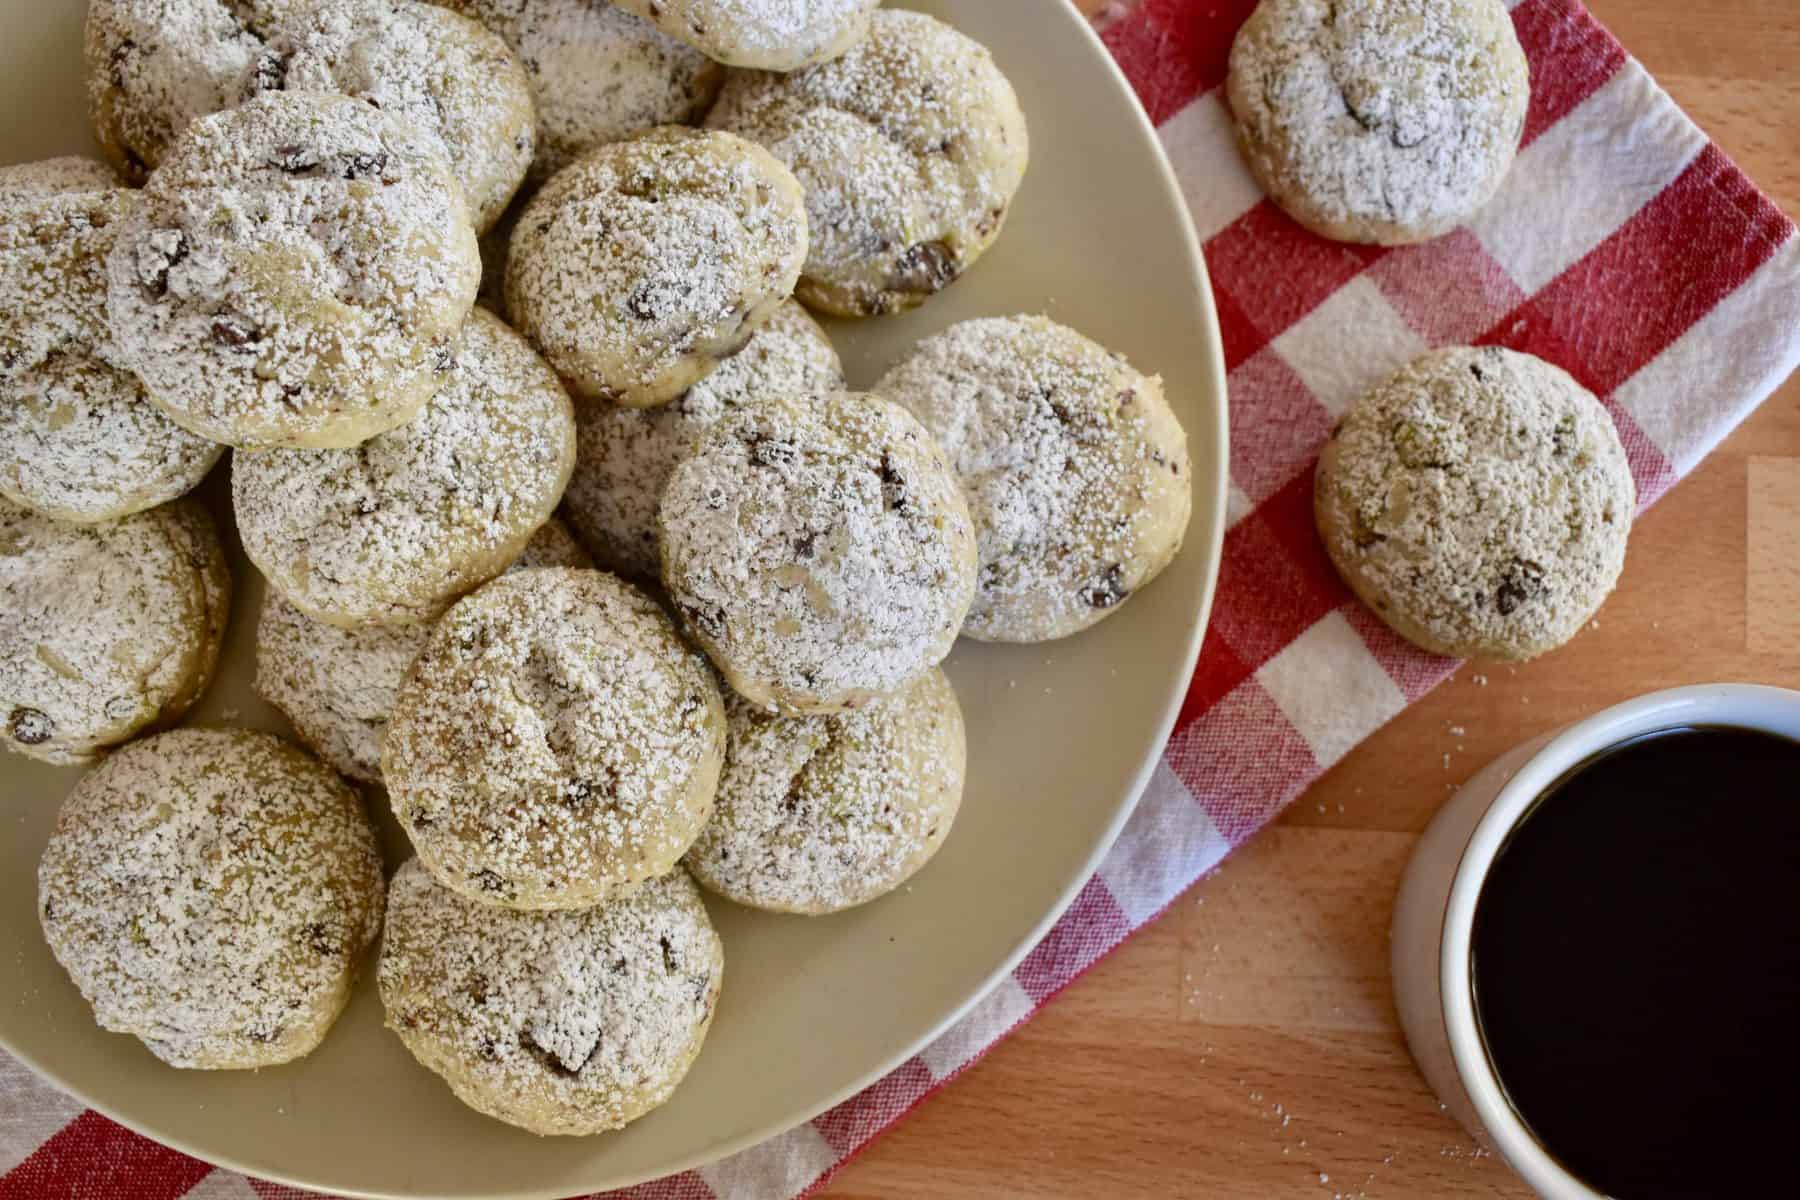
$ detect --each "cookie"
[707,10,1028,317]
[506,126,808,406]
[1315,346,1635,660]
[0,498,229,766]
[384,568,727,911]
[85,0,535,230]
[610,0,879,71]
[0,165,222,523]
[0,353,224,524]
[439,0,722,183]
[104,92,481,450]
[39,729,384,1069]
[1226,0,1529,245]
[1,188,129,377]
[0,156,119,203]
[686,668,965,915]
[872,315,1192,643]
[255,518,591,785]
[233,307,575,628]
[660,391,978,714]
[562,298,844,579]
[379,859,721,1135]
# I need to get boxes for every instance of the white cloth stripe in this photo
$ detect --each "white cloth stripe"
[697,1121,837,1200]
[1256,611,1407,770]
[181,1171,262,1200]
[1159,91,1265,243]
[1096,759,1229,925]
[1469,63,1705,295]
[1613,238,1800,475]
[1271,276,1431,418]
[920,976,1036,1080]
[0,1055,83,1177]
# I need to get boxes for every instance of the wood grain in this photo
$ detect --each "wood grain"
[823,1,1800,1195]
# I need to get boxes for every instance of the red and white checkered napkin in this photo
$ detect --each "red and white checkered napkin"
[5,0,1798,1196]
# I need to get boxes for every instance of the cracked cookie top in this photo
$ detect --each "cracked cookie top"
[706,9,1028,317]
[233,306,575,628]
[378,859,721,1135]
[383,568,727,911]
[1226,0,1528,245]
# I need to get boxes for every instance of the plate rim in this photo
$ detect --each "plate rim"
[0,1,1231,1193]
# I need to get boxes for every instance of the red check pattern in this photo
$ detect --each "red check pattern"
[5,1,1798,1196]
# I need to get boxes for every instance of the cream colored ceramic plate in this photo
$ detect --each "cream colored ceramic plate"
[0,2,1227,1195]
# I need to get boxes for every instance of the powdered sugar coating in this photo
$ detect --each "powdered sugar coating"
[1315,346,1635,660]
[1,497,229,766]
[0,157,120,203]
[660,391,978,714]
[255,518,591,784]
[0,353,223,524]
[38,729,384,1069]
[1,189,132,379]
[105,92,480,450]
[84,0,535,230]
[873,315,1192,642]
[563,299,843,579]
[686,668,965,915]
[506,126,808,406]
[233,307,575,628]
[379,859,721,1135]
[384,568,727,911]
[1226,0,1529,245]
[439,0,722,183]
[707,9,1028,317]
[610,0,879,71]
[0,165,222,522]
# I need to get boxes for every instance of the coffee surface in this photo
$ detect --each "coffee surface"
[1472,725,1800,1197]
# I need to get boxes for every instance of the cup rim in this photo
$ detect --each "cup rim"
[1437,683,1800,1198]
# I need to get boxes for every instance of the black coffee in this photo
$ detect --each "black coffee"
[1470,726,1800,1198]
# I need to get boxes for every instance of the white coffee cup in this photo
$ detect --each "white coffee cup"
[1390,682,1800,1198]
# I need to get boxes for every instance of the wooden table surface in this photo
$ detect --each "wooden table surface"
[823,1,1800,1196]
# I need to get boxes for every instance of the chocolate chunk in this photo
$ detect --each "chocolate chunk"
[1494,560,1546,616]
[8,707,51,745]
[138,230,187,298]
[211,317,263,350]
[269,143,317,174]
[681,601,726,641]
[470,868,507,895]
[878,453,915,516]
[1080,564,1130,609]
[746,434,796,468]
[340,151,390,181]
[888,240,958,295]
[660,935,677,973]
[303,922,338,957]
[249,49,289,95]
[793,532,817,559]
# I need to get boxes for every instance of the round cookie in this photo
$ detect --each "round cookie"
[659,391,978,714]
[610,0,879,71]
[506,126,808,407]
[104,92,481,450]
[872,315,1192,643]
[0,164,222,523]
[0,497,229,766]
[562,298,844,579]
[38,729,384,1069]
[439,0,723,183]
[707,9,1029,317]
[255,518,591,785]
[686,668,965,915]
[1315,346,1635,660]
[84,0,535,230]
[379,859,721,1135]
[384,568,727,911]
[232,307,575,628]
[0,352,223,523]
[0,156,119,203]
[1226,0,1529,245]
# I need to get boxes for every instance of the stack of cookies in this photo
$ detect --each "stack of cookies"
[6,0,1196,1138]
